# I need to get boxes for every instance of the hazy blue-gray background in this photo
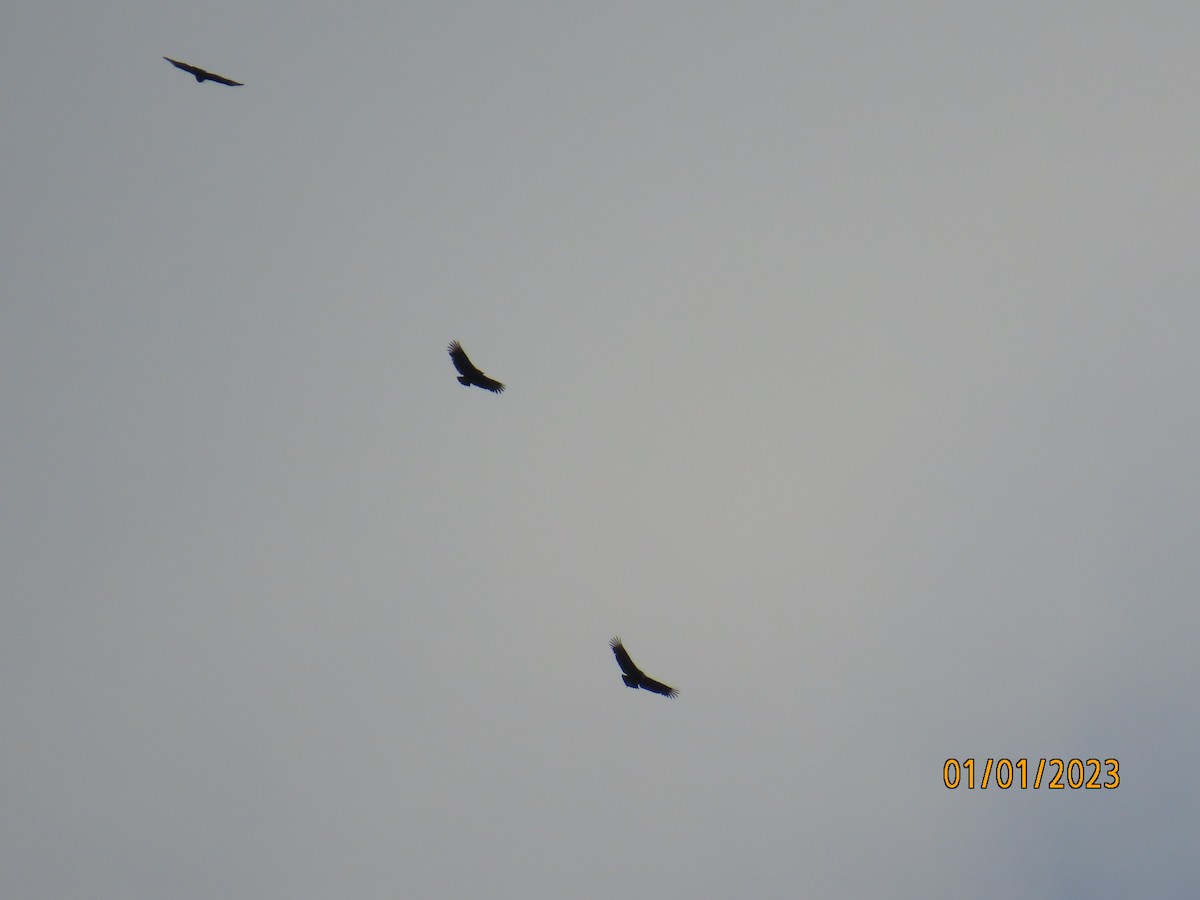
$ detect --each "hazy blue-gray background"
[4,3,1198,897]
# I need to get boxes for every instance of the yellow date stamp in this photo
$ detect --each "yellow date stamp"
[943,758,1119,789]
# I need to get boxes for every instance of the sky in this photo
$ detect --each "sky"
[3,2,1199,898]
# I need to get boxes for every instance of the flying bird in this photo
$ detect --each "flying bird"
[163,57,243,86]
[610,637,678,698]
[447,341,505,394]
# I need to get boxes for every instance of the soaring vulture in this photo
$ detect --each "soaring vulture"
[609,637,678,698]
[447,341,505,394]
[163,57,244,86]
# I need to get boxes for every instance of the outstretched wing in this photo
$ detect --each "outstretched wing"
[164,57,203,76]
[471,372,505,393]
[609,637,643,679]
[637,676,679,699]
[448,341,482,379]
[447,341,505,393]
[163,57,243,86]
[202,71,243,86]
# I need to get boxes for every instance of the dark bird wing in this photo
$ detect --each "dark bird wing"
[609,637,644,679]
[163,57,243,86]
[473,373,505,393]
[164,57,203,76]
[202,71,243,86]
[447,341,482,379]
[447,341,505,393]
[637,675,679,698]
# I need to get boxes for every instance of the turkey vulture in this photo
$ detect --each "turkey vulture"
[610,637,678,698]
[447,341,505,394]
[163,57,243,86]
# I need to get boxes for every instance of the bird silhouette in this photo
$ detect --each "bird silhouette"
[163,57,243,86]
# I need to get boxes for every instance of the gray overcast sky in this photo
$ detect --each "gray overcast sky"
[3,2,1199,898]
